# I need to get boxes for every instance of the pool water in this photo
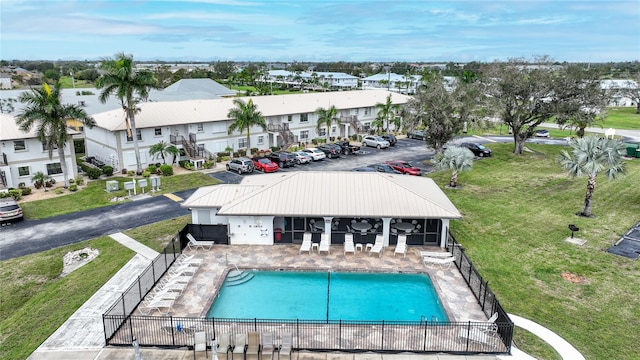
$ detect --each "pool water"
[207,271,448,322]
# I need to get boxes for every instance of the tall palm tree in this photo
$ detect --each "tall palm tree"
[96,52,158,174]
[558,135,626,217]
[374,94,400,133]
[227,99,267,156]
[315,105,339,143]
[16,82,95,188]
[434,146,475,188]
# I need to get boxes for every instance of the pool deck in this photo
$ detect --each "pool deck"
[29,233,585,360]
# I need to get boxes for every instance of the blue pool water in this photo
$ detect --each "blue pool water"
[207,271,448,322]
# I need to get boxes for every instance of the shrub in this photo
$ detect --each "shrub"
[250,148,259,154]
[121,168,128,175]
[147,165,157,174]
[86,167,101,179]
[8,189,22,200]
[160,164,173,176]
[54,188,64,195]
[178,160,189,168]
[311,138,318,145]
[45,181,53,188]
[142,171,151,178]
[155,163,161,168]
[102,166,114,176]
[18,182,26,189]
[75,177,84,186]
[217,151,230,158]
[69,184,78,192]
[270,146,280,152]
[237,149,247,157]
[21,187,32,196]
[203,161,214,169]
[182,162,194,171]
[69,178,75,184]
[127,170,136,177]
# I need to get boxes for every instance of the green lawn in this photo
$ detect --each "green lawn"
[3,147,640,360]
[58,76,94,88]
[20,172,218,219]
[604,107,640,130]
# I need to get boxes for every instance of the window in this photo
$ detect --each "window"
[13,140,26,151]
[355,108,359,115]
[126,129,142,142]
[331,126,337,134]
[46,162,62,175]
[318,128,326,137]
[258,136,264,144]
[364,107,371,115]
[18,166,30,177]
[287,115,293,122]
[154,128,162,136]
[238,138,247,149]
[300,113,308,122]
[300,130,309,140]
[197,124,204,133]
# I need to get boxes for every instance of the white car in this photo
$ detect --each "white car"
[301,148,326,161]
[361,135,390,149]
[292,151,313,164]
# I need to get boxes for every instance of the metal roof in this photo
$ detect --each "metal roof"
[182,171,462,219]
[91,90,411,131]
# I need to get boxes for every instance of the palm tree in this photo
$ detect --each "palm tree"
[227,99,267,156]
[149,141,173,164]
[166,145,180,165]
[315,105,340,143]
[374,94,400,133]
[16,82,95,188]
[434,146,475,188]
[96,53,158,174]
[558,135,626,217]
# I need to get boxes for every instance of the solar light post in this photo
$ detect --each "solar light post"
[568,224,580,238]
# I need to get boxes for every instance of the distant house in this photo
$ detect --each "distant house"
[0,113,79,190]
[263,70,359,90]
[361,73,422,94]
[155,78,236,98]
[0,74,12,89]
[85,90,410,171]
[600,79,639,107]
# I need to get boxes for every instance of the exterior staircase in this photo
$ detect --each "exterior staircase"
[170,133,216,162]
[267,123,297,149]
[341,115,364,134]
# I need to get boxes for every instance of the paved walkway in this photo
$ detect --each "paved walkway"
[541,122,640,142]
[28,234,585,360]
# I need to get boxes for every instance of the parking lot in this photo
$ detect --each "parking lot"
[211,138,437,183]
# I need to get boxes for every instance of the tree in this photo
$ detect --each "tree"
[227,98,267,156]
[374,94,400,133]
[30,171,52,191]
[434,146,475,188]
[483,57,559,154]
[315,105,339,143]
[96,53,158,174]
[16,82,95,188]
[149,141,172,164]
[558,135,626,217]
[618,72,640,114]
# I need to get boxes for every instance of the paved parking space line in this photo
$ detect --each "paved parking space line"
[473,135,499,142]
[164,193,183,202]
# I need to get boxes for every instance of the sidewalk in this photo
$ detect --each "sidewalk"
[541,122,640,142]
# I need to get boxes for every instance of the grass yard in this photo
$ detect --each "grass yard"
[429,143,640,360]
[604,107,640,130]
[20,172,218,219]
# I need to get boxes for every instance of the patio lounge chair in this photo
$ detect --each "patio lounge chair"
[139,298,174,315]
[216,333,232,360]
[464,312,499,333]
[232,333,246,360]
[261,333,275,360]
[369,234,384,257]
[245,331,260,360]
[419,250,453,258]
[193,331,208,359]
[394,234,407,257]
[344,233,355,255]
[299,232,312,254]
[457,327,498,350]
[175,254,204,267]
[423,256,456,269]
[318,233,330,254]
[279,333,292,360]
[186,233,214,251]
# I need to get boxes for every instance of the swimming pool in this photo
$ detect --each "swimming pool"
[207,270,448,322]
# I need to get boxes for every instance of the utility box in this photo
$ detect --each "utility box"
[137,179,148,188]
[149,176,161,191]
[106,180,119,192]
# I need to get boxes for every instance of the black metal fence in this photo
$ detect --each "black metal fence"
[103,228,513,355]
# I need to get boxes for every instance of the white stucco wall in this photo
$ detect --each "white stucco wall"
[228,215,275,245]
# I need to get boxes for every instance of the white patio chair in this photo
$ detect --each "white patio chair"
[186,233,214,251]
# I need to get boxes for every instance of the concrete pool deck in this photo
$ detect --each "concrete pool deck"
[28,233,584,360]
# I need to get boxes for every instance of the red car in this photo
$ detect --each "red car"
[252,157,279,173]
[385,160,422,176]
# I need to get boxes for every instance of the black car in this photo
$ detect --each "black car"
[351,166,377,172]
[317,144,342,158]
[460,142,492,157]
[380,134,397,146]
[407,129,426,140]
[267,152,297,167]
[367,163,403,174]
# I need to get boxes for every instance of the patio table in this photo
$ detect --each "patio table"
[351,222,372,232]
[393,222,415,232]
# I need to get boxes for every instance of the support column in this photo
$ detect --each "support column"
[439,219,450,248]
[323,217,334,243]
[381,217,392,247]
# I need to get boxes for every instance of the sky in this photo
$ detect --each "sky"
[1,0,639,63]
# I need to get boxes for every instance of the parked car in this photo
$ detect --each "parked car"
[535,129,550,138]
[385,160,422,176]
[252,157,279,173]
[460,142,493,157]
[333,141,361,155]
[267,152,297,168]
[226,157,254,174]
[380,134,397,146]
[318,143,342,158]
[301,148,326,161]
[407,129,426,140]
[351,166,377,172]
[367,163,403,174]
[361,136,390,149]
[0,199,24,224]
[291,151,313,164]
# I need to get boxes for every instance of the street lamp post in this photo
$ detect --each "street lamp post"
[383,65,390,91]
